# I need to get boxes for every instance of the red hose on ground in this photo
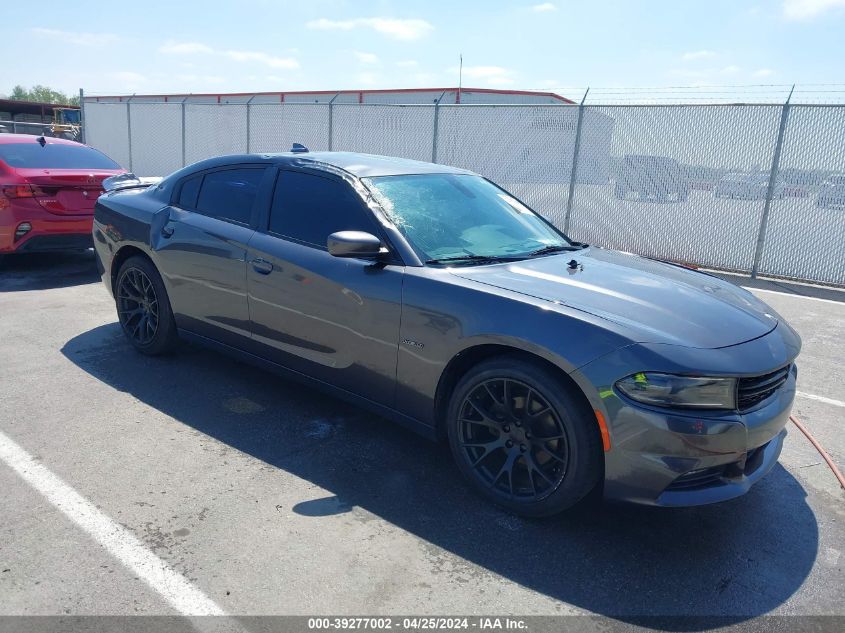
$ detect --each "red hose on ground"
[790,415,845,491]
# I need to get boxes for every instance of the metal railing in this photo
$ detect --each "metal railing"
[81,94,845,287]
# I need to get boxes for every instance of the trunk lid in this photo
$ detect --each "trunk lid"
[16,168,124,215]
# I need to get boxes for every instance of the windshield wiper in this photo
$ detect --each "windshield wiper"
[425,254,523,265]
[526,243,587,257]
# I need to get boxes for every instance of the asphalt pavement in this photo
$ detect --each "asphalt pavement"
[0,251,842,630]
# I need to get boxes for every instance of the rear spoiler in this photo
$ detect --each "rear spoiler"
[103,173,163,193]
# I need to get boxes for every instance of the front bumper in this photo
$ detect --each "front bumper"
[572,324,800,507]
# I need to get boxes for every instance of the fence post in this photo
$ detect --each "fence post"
[126,97,134,173]
[181,98,187,167]
[327,92,340,150]
[563,88,589,234]
[78,89,85,143]
[245,95,255,153]
[431,91,446,163]
[751,85,794,278]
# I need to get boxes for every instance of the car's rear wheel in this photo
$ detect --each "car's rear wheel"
[446,357,602,517]
[115,256,178,355]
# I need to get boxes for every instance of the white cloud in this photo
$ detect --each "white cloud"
[223,50,300,69]
[396,60,419,68]
[720,65,741,74]
[159,41,213,54]
[356,72,380,86]
[783,0,845,20]
[682,50,717,61]
[754,68,775,77]
[353,51,379,64]
[307,17,434,41]
[30,27,118,47]
[176,74,225,85]
[458,65,511,79]
[532,3,558,11]
[106,71,147,90]
[451,65,516,87]
[159,41,298,69]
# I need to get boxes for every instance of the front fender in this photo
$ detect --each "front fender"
[394,267,634,427]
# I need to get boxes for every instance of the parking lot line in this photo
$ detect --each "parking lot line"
[797,391,845,409]
[0,429,227,617]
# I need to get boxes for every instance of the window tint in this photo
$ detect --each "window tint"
[177,175,201,209]
[269,171,376,247]
[195,168,265,225]
[0,142,121,169]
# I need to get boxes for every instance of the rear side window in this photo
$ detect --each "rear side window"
[195,168,265,225]
[177,175,201,209]
[0,142,121,169]
[269,171,376,247]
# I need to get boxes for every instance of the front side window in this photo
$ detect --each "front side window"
[0,142,121,170]
[362,174,571,263]
[195,168,265,225]
[269,171,377,247]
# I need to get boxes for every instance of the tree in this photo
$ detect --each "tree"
[8,85,79,106]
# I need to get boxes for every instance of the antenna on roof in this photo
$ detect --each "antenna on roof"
[291,143,309,153]
[458,53,463,104]
[36,136,47,147]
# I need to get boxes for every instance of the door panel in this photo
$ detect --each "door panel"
[246,233,403,407]
[152,206,254,345]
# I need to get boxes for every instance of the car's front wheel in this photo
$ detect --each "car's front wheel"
[446,357,602,517]
[115,255,179,355]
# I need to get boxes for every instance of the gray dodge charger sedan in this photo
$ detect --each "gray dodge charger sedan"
[92,149,800,516]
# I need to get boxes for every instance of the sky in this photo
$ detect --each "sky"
[2,0,845,102]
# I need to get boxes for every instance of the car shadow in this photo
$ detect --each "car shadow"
[0,250,100,292]
[62,324,819,626]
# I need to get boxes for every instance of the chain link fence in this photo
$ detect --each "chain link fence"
[82,98,845,287]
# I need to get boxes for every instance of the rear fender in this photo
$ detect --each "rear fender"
[149,206,172,252]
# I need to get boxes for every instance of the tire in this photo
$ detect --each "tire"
[114,255,179,355]
[446,357,602,517]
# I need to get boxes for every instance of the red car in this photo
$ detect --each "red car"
[0,134,124,254]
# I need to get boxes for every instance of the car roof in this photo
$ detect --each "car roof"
[181,151,475,178]
[304,152,474,177]
[266,151,475,178]
[0,133,83,146]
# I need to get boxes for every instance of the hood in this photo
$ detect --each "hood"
[450,248,779,349]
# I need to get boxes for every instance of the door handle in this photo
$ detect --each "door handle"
[161,224,174,238]
[251,258,273,275]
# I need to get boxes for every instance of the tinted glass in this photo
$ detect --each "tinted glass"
[0,143,121,169]
[270,171,376,247]
[363,174,569,261]
[195,168,264,224]
[177,175,201,209]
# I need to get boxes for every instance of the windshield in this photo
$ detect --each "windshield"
[362,174,572,263]
[0,143,121,170]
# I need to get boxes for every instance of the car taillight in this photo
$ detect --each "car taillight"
[0,184,37,198]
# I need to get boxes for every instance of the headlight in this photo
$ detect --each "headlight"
[615,372,737,409]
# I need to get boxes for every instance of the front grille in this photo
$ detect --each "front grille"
[737,365,790,411]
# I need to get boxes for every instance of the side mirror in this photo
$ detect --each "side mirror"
[327,231,383,258]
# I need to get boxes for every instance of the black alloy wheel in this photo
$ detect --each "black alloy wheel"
[457,378,569,501]
[114,255,178,355]
[117,267,159,346]
[447,357,602,517]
